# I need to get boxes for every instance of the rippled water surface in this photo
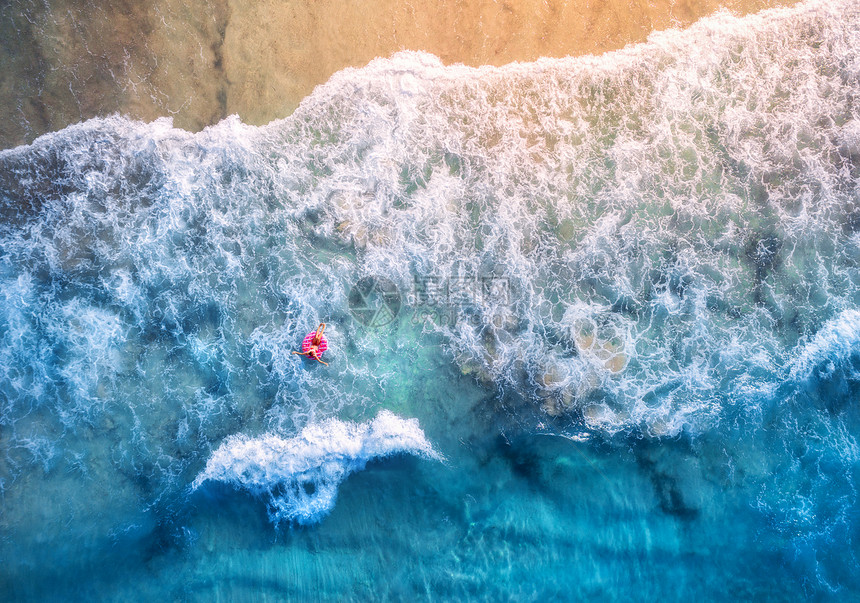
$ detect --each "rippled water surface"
[2,0,860,599]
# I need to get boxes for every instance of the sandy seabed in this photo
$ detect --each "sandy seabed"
[0,0,799,149]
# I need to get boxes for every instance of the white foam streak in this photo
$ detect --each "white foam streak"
[193,411,441,524]
[789,309,860,381]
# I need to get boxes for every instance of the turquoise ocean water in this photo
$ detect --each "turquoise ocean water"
[3,0,860,599]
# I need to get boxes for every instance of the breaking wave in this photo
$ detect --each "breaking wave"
[193,411,441,525]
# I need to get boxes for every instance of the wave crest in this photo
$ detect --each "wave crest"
[192,411,441,525]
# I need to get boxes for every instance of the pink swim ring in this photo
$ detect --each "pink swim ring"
[301,332,328,355]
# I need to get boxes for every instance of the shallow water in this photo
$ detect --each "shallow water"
[2,0,860,599]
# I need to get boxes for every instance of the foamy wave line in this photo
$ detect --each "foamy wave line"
[192,410,441,525]
[788,309,860,382]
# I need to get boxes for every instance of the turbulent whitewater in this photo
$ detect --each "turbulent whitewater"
[2,0,860,599]
[193,411,440,525]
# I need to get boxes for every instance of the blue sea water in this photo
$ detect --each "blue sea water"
[2,0,860,599]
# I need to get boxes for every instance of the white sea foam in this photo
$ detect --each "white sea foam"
[0,0,857,486]
[788,309,860,382]
[262,0,858,433]
[192,411,441,524]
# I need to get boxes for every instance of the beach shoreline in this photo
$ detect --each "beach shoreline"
[0,0,799,149]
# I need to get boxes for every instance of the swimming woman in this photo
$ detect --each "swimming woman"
[293,323,329,366]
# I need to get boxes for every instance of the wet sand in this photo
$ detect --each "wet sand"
[0,0,799,149]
